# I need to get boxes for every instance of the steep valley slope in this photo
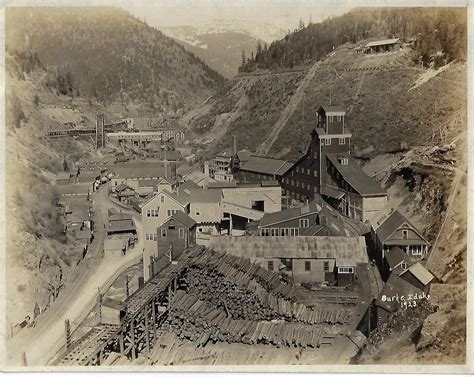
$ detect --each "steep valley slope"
[5,6,224,330]
[183,43,467,363]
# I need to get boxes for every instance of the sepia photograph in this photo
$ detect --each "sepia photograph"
[1,0,471,372]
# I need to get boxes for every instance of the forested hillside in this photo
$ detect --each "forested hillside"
[239,7,466,72]
[5,6,226,326]
[6,7,225,113]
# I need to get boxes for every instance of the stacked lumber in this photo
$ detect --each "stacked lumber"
[184,251,353,325]
[167,291,328,349]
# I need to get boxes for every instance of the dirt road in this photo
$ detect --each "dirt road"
[6,185,144,367]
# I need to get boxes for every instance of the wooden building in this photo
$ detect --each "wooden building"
[399,263,435,293]
[150,212,197,279]
[281,105,387,222]
[370,208,430,265]
[234,155,294,191]
[208,235,368,286]
[258,195,350,237]
[364,38,401,53]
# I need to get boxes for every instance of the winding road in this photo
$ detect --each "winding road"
[6,185,144,367]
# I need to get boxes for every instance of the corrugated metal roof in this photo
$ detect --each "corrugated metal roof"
[209,235,368,266]
[107,219,136,233]
[366,38,400,47]
[57,183,91,196]
[187,188,222,203]
[240,155,294,176]
[402,263,434,286]
[326,154,386,197]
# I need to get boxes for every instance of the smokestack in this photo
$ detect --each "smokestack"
[232,135,237,156]
[204,161,210,177]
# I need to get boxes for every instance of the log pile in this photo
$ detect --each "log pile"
[168,291,328,348]
[185,267,284,321]
[186,250,353,325]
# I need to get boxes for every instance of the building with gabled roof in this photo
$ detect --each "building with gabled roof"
[234,155,294,194]
[280,105,387,222]
[370,208,430,264]
[399,263,435,293]
[258,195,351,237]
[383,246,412,279]
[149,211,197,280]
[365,38,401,53]
[208,235,368,285]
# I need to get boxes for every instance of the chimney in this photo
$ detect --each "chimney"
[232,135,237,156]
[204,161,210,177]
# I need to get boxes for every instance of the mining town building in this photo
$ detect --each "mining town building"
[281,105,387,222]
[209,235,368,286]
[370,208,431,264]
[151,211,197,277]
[364,38,401,54]
[258,195,351,237]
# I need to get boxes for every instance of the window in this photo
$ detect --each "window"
[153,234,157,241]
[328,115,333,122]
[146,210,151,218]
[291,179,294,186]
[339,138,345,145]
[179,228,185,238]
[313,170,318,177]
[161,228,167,238]
[167,209,171,217]
[296,167,299,173]
[313,152,318,160]
[268,261,274,271]
[305,261,311,271]
[402,230,408,239]
[323,261,329,272]
[299,218,309,228]
[307,168,310,175]
[161,196,165,203]
[146,233,149,240]
[326,138,332,145]
[338,267,354,273]
[195,207,200,216]
[307,184,311,190]
[296,181,300,188]
[274,228,280,236]
[412,246,422,256]
[400,261,407,270]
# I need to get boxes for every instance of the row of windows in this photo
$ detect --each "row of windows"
[146,209,159,217]
[338,266,354,273]
[146,233,157,241]
[327,115,344,122]
[294,167,318,177]
[267,260,330,272]
[321,138,346,146]
[148,228,187,240]
[260,228,300,237]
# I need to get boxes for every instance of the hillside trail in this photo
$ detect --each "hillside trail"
[255,60,321,157]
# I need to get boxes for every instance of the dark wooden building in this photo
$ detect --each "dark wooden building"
[257,195,350,237]
[151,211,197,276]
[281,105,387,222]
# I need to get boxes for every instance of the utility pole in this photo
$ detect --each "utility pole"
[65,319,72,351]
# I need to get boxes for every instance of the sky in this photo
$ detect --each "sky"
[120,0,468,30]
[123,0,352,30]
